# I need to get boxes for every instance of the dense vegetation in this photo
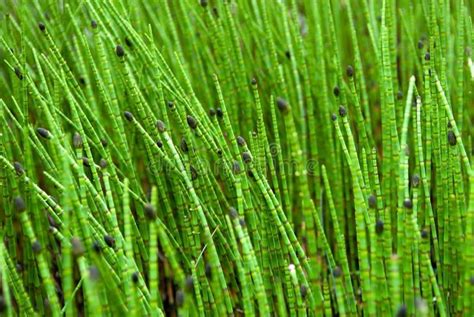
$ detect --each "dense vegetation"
[0,0,473,316]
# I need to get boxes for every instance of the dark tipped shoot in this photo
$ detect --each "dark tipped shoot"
[99,159,107,169]
[88,266,100,281]
[375,219,384,235]
[412,174,420,188]
[71,237,85,257]
[180,137,189,153]
[421,229,429,239]
[104,235,115,248]
[396,304,407,317]
[346,65,354,77]
[229,207,238,219]
[176,290,185,307]
[132,271,139,284]
[190,165,198,180]
[216,108,223,118]
[14,196,26,212]
[300,284,308,299]
[14,162,24,175]
[124,111,134,122]
[156,120,166,132]
[116,45,125,57]
[332,266,342,278]
[73,133,83,149]
[32,240,42,254]
[37,128,51,139]
[403,199,413,209]
[242,152,252,164]
[82,157,91,168]
[205,263,212,279]
[92,241,101,253]
[232,160,241,174]
[14,66,23,80]
[338,105,347,117]
[276,97,290,113]
[447,130,457,146]
[237,136,246,146]
[368,195,377,209]
[145,203,156,220]
[185,276,194,291]
[397,90,403,100]
[186,115,198,129]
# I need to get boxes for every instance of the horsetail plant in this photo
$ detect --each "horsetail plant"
[0,0,473,316]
